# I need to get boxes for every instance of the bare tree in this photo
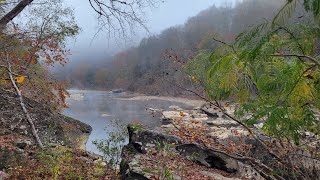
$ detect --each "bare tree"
[89,0,159,38]
[0,0,160,34]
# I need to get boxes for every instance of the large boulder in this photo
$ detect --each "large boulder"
[120,124,241,179]
[176,144,238,173]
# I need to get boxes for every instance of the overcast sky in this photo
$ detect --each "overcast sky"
[65,0,238,61]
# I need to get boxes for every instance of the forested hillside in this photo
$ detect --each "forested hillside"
[56,0,285,95]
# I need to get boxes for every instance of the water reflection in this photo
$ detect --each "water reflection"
[62,90,192,154]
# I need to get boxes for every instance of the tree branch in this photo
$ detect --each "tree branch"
[0,0,34,32]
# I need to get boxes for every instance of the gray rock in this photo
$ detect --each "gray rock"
[176,144,239,173]
[15,139,33,149]
[0,88,92,150]
[169,105,183,111]
[206,118,239,127]
[112,89,124,93]
[122,124,240,179]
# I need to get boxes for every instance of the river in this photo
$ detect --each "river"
[62,90,200,154]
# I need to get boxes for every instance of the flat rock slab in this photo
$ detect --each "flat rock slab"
[162,110,208,121]
[206,118,240,127]
[208,127,250,140]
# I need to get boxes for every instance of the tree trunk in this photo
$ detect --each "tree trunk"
[5,51,44,148]
[0,0,34,32]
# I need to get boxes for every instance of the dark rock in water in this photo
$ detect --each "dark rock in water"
[112,89,124,93]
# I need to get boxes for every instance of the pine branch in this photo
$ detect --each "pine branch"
[271,54,320,66]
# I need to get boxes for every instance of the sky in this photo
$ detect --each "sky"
[65,0,238,62]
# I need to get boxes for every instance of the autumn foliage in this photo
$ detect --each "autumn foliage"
[0,0,79,111]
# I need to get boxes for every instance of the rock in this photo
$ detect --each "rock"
[193,106,201,110]
[94,159,107,167]
[120,154,152,180]
[199,171,240,180]
[176,144,239,173]
[162,110,208,122]
[253,123,264,129]
[162,111,187,120]
[305,132,315,137]
[122,125,241,179]
[200,105,219,118]
[19,125,27,130]
[208,127,250,140]
[0,88,92,151]
[168,105,183,111]
[127,124,182,149]
[206,118,239,127]
[237,162,265,180]
[160,124,175,129]
[86,151,101,160]
[112,89,124,93]
[15,139,33,149]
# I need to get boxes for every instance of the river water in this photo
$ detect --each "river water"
[62,90,194,154]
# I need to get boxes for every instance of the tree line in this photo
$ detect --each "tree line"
[56,0,285,95]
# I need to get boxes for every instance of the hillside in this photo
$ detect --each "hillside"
[55,0,285,95]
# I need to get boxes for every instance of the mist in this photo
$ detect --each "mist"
[54,0,284,91]
[64,0,238,63]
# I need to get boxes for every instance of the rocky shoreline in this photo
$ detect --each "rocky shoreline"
[120,102,320,179]
[0,88,108,178]
[2,88,319,179]
[0,88,92,150]
[119,104,266,179]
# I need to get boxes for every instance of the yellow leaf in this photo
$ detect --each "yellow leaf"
[191,76,197,82]
[16,76,25,83]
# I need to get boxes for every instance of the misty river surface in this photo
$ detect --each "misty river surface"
[62,90,194,154]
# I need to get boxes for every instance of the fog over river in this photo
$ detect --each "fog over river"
[62,90,199,154]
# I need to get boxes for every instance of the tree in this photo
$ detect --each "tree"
[0,0,79,147]
[89,0,160,37]
[0,0,160,35]
[0,0,33,32]
[177,0,320,178]
[0,0,158,147]
[273,0,320,26]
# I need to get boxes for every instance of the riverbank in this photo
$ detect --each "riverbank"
[64,90,206,154]
[0,88,115,179]
[120,101,320,179]
[67,89,205,106]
